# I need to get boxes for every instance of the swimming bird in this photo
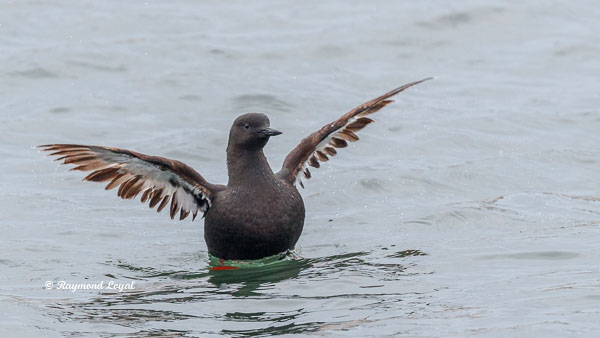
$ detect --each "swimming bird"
[38,78,432,260]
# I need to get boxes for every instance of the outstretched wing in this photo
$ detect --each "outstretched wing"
[38,144,224,221]
[277,78,433,187]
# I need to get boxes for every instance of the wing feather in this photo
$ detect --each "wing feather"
[277,77,433,187]
[38,144,223,221]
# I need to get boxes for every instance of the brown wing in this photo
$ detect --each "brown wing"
[277,78,433,187]
[37,144,224,221]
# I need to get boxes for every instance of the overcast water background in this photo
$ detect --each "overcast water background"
[1,0,600,337]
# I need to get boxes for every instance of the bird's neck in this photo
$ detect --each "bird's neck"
[226,147,274,187]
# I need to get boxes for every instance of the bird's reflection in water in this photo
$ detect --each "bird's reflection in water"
[206,257,311,296]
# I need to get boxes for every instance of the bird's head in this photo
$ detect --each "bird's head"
[227,113,282,151]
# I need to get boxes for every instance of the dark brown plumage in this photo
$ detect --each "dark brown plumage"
[38,77,432,260]
[277,77,432,188]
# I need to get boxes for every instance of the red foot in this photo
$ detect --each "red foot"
[210,266,240,271]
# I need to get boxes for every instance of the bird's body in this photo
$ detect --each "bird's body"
[205,169,305,260]
[38,78,431,260]
[205,118,305,259]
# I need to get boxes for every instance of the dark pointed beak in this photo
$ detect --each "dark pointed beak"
[260,128,282,137]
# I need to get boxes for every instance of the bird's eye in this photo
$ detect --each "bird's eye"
[244,124,250,129]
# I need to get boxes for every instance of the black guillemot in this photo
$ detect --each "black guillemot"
[38,78,432,260]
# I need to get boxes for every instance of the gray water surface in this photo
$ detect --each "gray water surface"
[1,1,600,337]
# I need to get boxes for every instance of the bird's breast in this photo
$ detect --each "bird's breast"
[203,179,305,260]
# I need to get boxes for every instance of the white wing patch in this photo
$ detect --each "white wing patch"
[39,145,211,221]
